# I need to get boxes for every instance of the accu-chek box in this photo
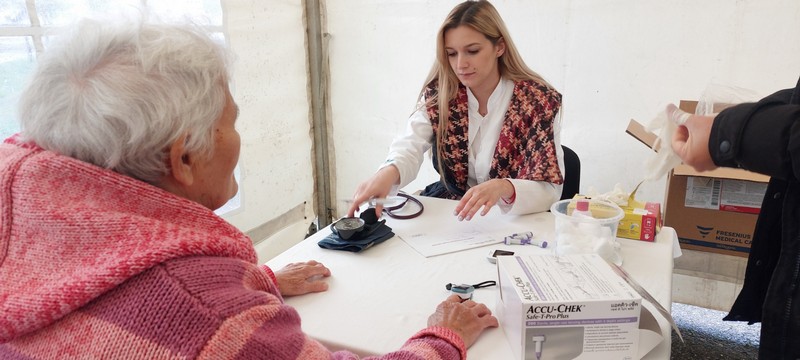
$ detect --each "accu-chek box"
[496,254,642,360]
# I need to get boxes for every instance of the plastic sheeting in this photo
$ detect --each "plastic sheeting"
[223,0,316,261]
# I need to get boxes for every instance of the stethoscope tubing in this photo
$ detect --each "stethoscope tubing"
[383,192,424,219]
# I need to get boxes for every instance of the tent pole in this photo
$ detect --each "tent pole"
[304,0,334,229]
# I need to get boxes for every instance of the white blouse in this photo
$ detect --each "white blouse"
[382,78,564,215]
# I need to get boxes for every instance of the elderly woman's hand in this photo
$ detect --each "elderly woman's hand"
[275,260,331,297]
[428,295,499,349]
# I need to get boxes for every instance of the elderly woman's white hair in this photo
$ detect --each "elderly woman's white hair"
[18,18,230,184]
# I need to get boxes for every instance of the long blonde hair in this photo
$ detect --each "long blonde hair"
[420,0,551,185]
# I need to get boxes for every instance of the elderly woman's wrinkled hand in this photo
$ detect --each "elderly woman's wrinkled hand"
[275,260,331,297]
[428,295,499,349]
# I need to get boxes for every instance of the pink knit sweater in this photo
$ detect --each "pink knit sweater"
[0,138,465,359]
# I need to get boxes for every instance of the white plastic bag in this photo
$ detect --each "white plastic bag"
[643,82,761,180]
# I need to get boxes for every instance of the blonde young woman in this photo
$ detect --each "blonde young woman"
[349,0,565,221]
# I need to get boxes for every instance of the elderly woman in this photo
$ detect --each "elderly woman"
[0,19,497,359]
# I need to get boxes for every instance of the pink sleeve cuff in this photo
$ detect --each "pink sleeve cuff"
[260,264,279,288]
[409,326,466,359]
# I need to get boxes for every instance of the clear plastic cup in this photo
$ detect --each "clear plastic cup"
[550,198,625,265]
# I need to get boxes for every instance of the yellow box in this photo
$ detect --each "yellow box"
[617,201,661,242]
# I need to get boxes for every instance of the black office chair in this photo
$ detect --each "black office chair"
[560,145,581,200]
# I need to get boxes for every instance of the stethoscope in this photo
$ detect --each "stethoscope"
[373,192,424,219]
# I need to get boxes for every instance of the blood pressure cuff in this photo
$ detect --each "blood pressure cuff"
[317,220,394,252]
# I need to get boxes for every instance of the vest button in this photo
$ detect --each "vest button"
[774,192,782,200]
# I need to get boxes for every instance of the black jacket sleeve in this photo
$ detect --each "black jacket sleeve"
[709,84,800,181]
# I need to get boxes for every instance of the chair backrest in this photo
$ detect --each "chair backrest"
[560,145,581,200]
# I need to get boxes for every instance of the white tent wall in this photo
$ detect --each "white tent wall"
[327,0,800,217]
[222,0,317,263]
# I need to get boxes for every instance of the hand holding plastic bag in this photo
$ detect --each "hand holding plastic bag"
[643,82,760,180]
[668,104,718,172]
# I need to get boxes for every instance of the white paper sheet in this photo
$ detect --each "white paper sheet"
[396,226,501,257]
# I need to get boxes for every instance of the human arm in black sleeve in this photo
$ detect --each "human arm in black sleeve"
[709,87,800,181]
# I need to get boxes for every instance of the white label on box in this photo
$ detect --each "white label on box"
[719,179,767,214]
[684,177,720,210]
[684,177,766,213]
[514,255,637,301]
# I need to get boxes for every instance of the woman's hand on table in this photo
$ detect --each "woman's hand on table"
[453,179,514,221]
[275,260,331,297]
[428,295,499,348]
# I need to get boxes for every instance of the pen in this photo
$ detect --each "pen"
[504,232,548,248]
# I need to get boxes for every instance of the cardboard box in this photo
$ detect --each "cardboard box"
[665,172,766,257]
[626,100,770,257]
[496,254,642,360]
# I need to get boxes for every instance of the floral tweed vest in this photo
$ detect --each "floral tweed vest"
[422,79,563,199]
